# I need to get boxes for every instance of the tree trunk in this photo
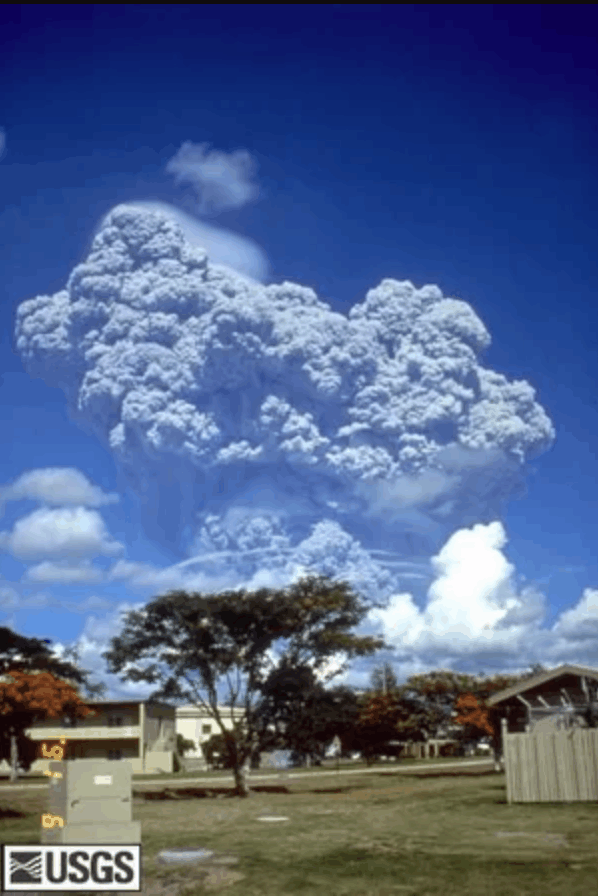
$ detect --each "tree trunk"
[232,763,251,797]
[10,734,19,783]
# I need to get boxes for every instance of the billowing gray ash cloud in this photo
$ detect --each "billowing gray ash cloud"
[15,205,555,602]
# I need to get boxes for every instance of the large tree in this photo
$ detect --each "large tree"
[101,575,387,796]
[0,626,106,782]
[250,660,362,766]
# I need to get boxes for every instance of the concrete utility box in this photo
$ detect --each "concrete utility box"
[41,759,141,845]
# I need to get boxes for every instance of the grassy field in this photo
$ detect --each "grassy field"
[2,762,597,896]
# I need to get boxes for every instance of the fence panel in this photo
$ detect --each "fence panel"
[503,728,598,802]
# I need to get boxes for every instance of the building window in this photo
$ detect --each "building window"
[108,749,123,760]
[108,716,124,727]
[202,724,212,735]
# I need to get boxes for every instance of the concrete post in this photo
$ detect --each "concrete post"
[41,759,141,845]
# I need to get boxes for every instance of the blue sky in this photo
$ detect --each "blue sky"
[0,5,597,704]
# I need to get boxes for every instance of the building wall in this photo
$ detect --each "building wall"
[0,700,176,776]
[175,704,247,758]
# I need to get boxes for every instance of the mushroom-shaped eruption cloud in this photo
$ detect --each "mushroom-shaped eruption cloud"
[15,205,555,601]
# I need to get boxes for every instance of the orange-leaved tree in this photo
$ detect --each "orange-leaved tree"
[453,692,495,737]
[0,624,106,782]
[354,690,427,764]
[0,668,99,782]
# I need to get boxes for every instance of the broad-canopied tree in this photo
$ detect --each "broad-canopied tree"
[101,575,387,796]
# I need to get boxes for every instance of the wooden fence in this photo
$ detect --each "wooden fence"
[503,726,598,802]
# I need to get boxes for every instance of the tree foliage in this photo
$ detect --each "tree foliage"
[176,733,196,756]
[451,671,537,756]
[0,668,100,777]
[251,660,360,762]
[201,730,238,769]
[0,626,106,700]
[101,575,387,796]
[0,626,106,779]
[453,692,495,739]
[354,692,402,763]
[354,667,538,762]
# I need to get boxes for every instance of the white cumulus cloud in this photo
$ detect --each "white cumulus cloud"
[368,521,548,658]
[0,467,119,510]
[552,588,598,641]
[0,506,124,562]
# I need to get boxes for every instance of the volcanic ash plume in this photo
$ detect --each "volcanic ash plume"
[15,205,555,600]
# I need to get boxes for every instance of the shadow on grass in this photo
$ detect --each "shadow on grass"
[0,806,25,818]
[252,844,583,896]
[138,784,294,800]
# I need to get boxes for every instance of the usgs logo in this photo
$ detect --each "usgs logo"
[1,844,141,891]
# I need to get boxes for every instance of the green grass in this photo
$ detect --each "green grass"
[2,762,597,895]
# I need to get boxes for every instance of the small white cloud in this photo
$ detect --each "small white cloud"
[24,561,104,584]
[165,141,260,217]
[0,507,124,562]
[0,467,119,509]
